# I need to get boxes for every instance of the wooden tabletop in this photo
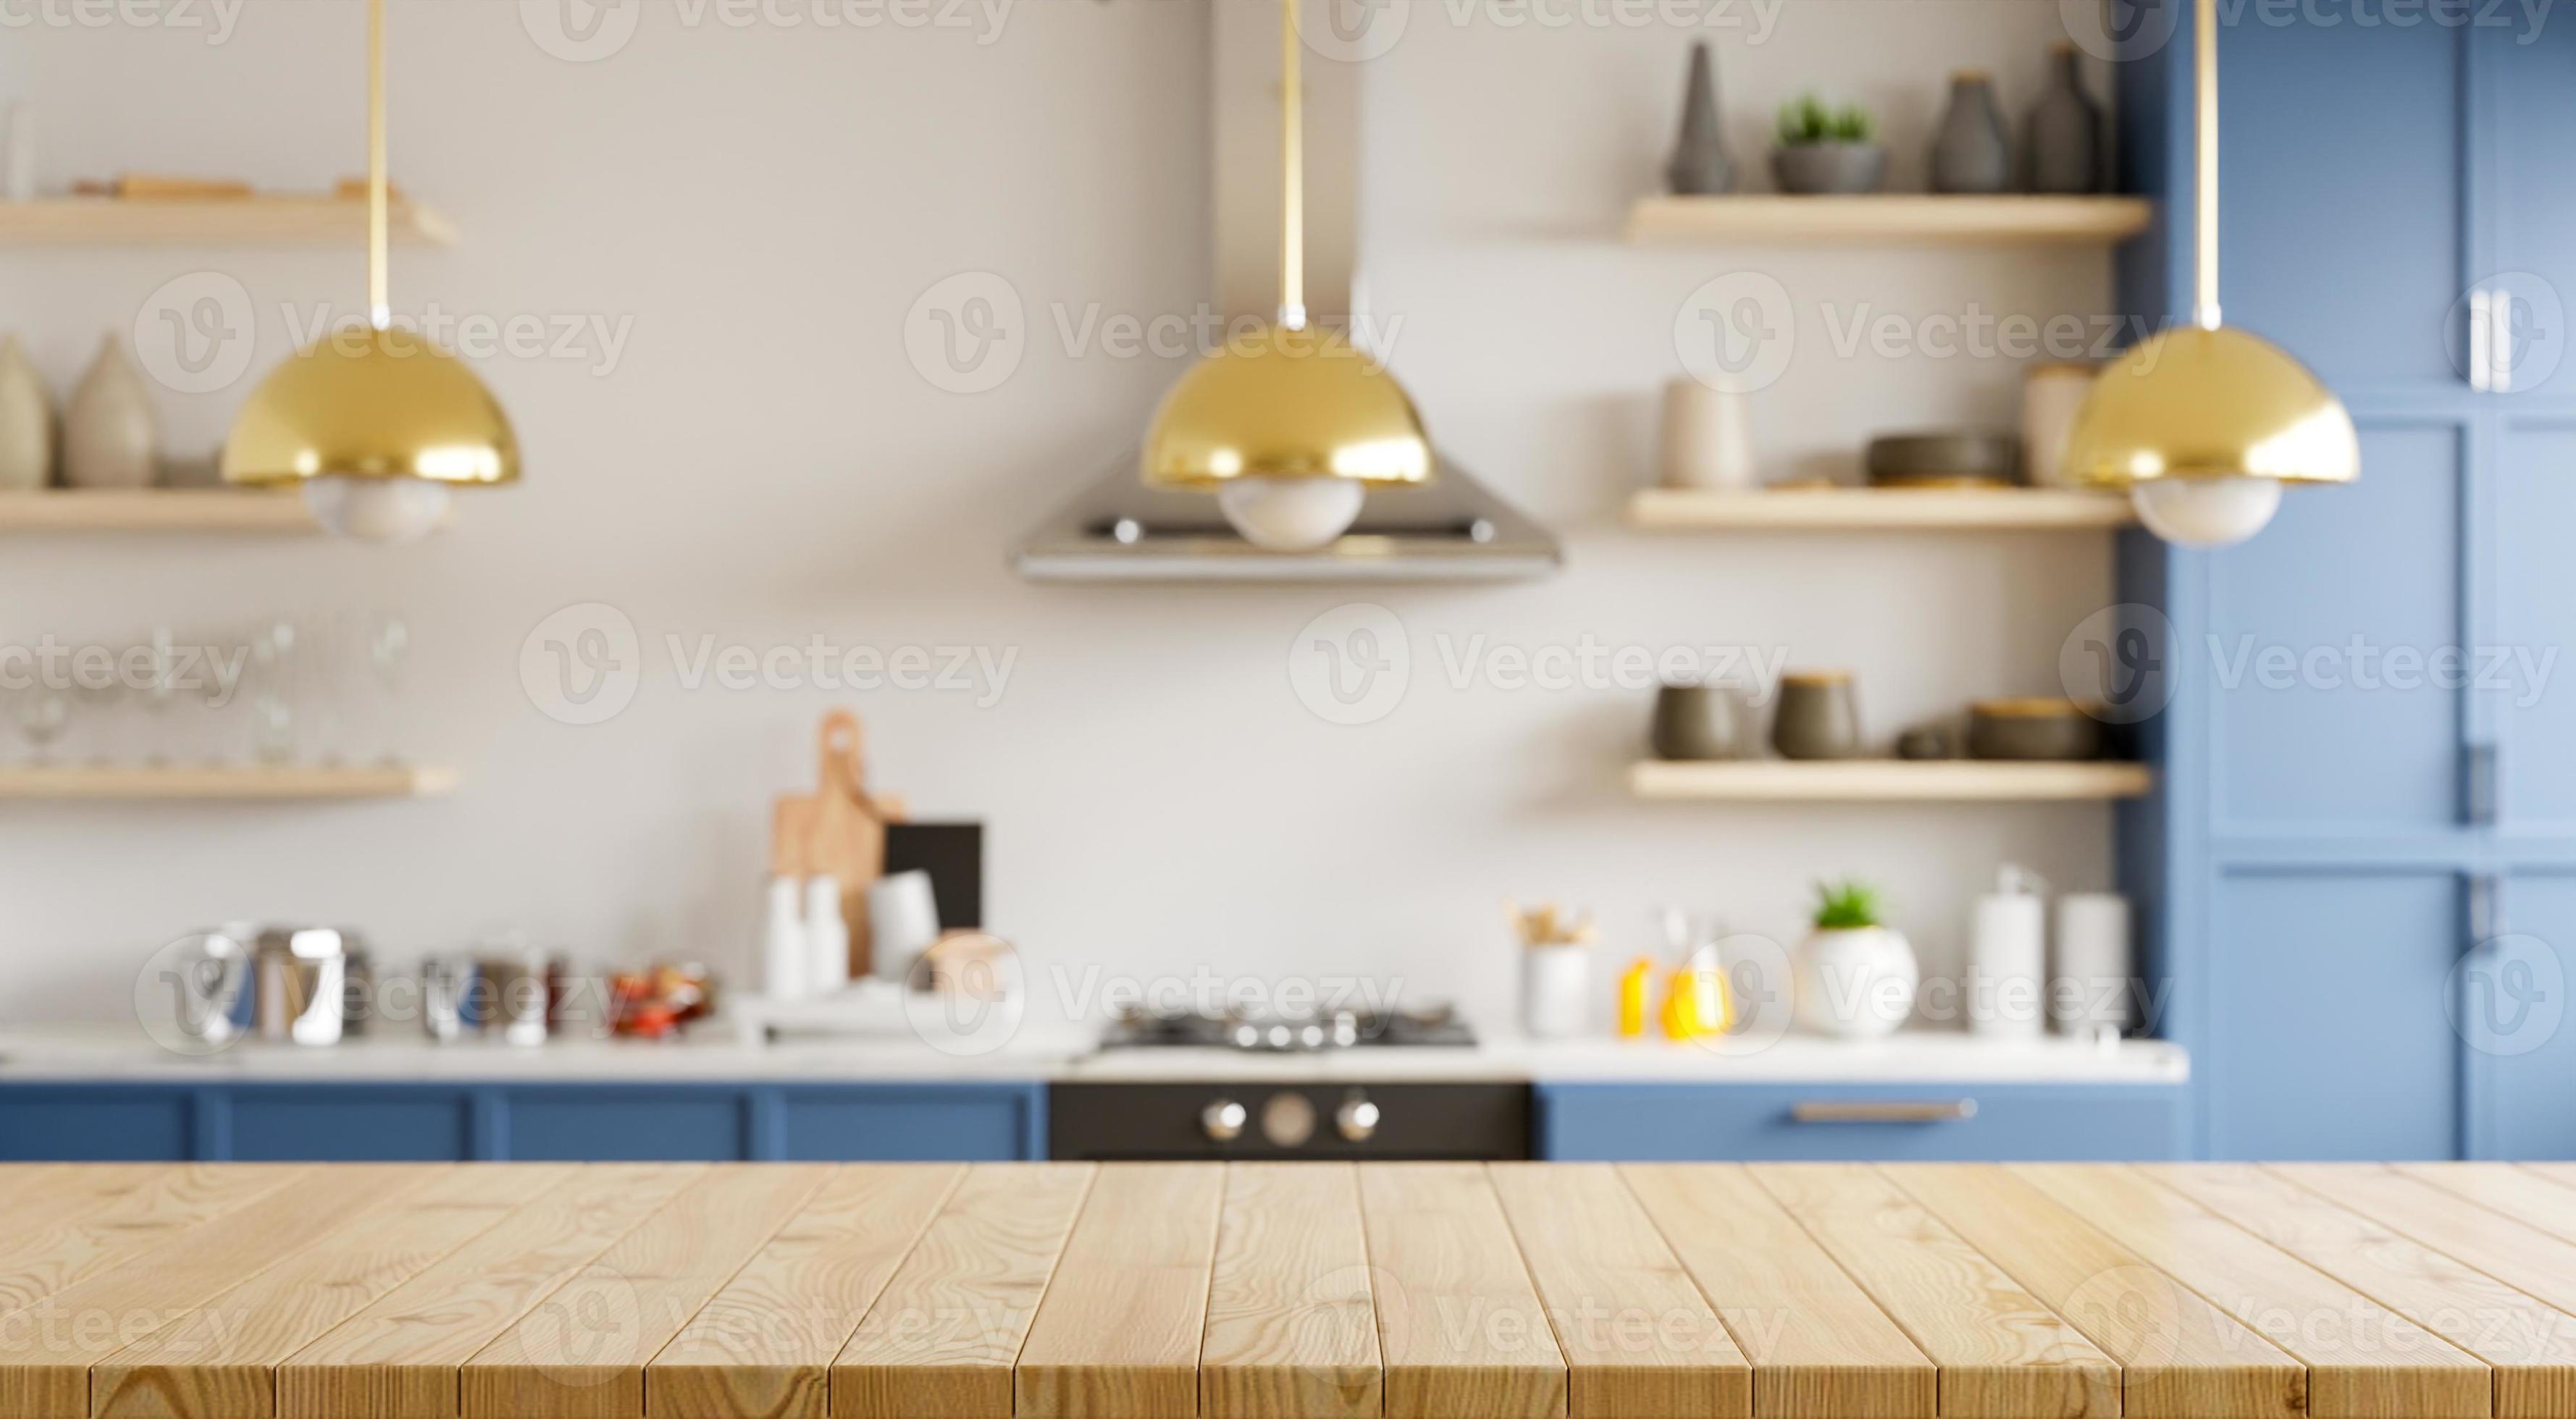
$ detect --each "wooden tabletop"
[3,1163,2575,1418]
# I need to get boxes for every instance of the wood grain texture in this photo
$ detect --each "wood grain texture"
[1015,1163,1227,1419]
[2152,1163,2576,1418]
[2407,1163,2576,1246]
[459,1164,827,1419]
[1621,1164,1935,1418]
[2278,1163,2576,1316]
[1884,1164,2304,1418]
[1486,1163,1748,1419]
[2015,1164,2491,1419]
[1749,1163,2119,1419]
[0,1166,398,1419]
[277,1163,706,1419]
[831,1162,1096,1419]
[1199,1163,1381,1419]
[1357,1163,1566,1419]
[92,1164,569,1419]
[0,1166,305,1322]
[648,1163,963,1419]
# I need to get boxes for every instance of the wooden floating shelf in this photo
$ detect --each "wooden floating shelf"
[0,196,457,247]
[0,764,456,801]
[1628,486,2136,531]
[1626,194,2155,245]
[1629,759,2153,802]
[0,490,318,534]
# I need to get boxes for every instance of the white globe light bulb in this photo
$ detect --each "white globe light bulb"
[301,477,454,544]
[1215,476,1367,552]
[2131,476,2283,548]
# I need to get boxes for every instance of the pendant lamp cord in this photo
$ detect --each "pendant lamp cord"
[368,0,390,331]
[2193,0,2220,330]
[1278,0,1306,332]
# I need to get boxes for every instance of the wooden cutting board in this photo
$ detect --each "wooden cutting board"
[772,710,903,980]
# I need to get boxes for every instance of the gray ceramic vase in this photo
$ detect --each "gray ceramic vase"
[1772,673,1861,760]
[2024,42,2104,194]
[1772,142,1886,195]
[1931,71,2012,194]
[1653,682,1750,761]
[62,334,156,489]
[1666,42,1732,195]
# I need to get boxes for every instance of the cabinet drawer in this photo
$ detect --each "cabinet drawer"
[228,1087,474,1161]
[0,1086,196,1161]
[777,1085,1040,1161]
[1536,1082,2187,1162]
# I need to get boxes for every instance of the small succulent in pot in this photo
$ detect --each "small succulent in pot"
[1771,93,1886,195]
[1792,878,1918,1038]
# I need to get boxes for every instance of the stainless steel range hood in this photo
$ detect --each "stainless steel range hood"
[1009,1,1561,585]
[1014,450,1561,583]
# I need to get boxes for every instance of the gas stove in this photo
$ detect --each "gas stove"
[1099,1003,1477,1053]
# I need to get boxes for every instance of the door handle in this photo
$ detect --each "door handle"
[2464,743,2499,827]
[1791,1100,1979,1124]
[2468,873,2504,951]
[2471,288,2493,392]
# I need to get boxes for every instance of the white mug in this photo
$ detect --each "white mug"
[869,871,943,985]
[1657,377,1757,490]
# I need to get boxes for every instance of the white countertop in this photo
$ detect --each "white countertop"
[0,1024,2186,1085]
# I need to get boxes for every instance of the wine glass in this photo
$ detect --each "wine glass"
[15,686,68,762]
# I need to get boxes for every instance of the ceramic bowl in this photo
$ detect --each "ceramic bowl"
[1967,698,2103,761]
[1865,431,2021,487]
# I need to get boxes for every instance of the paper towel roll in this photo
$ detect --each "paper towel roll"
[1970,890,2047,1039]
[2052,892,2132,1039]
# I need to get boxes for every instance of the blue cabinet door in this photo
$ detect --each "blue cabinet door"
[2473,875,2576,1160]
[2484,20,2576,400]
[502,1087,753,1161]
[776,1085,1041,1161]
[2207,872,2464,1159]
[1535,1084,2186,1163]
[2493,424,2576,831]
[0,1087,194,1161]
[226,1087,475,1161]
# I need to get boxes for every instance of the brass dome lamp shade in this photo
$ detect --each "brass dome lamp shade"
[1139,0,1432,552]
[2061,0,2356,548]
[221,0,517,544]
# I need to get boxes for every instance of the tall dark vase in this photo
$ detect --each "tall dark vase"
[2023,42,2105,193]
[1666,42,1732,195]
[1929,70,2011,194]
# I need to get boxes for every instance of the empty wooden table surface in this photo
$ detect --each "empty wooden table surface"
[4,1162,2576,1418]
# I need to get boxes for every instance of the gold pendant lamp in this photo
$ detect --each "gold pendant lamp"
[2061,0,2357,547]
[1138,0,1431,552]
[221,0,517,544]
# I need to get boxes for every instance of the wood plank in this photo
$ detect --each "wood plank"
[2152,1163,2576,1418]
[1626,486,2136,531]
[2275,1165,2576,1356]
[2015,1164,2491,1419]
[0,196,456,246]
[1621,1164,1935,1418]
[1015,1163,1226,1419]
[0,1167,172,1272]
[278,1163,707,1419]
[1357,1163,1566,1419]
[2405,1163,2576,1247]
[0,1166,307,1326]
[831,1162,1096,1419]
[0,490,315,533]
[1624,194,2155,245]
[1748,1163,2118,1419]
[646,1163,963,1419]
[91,1164,571,1419]
[1885,1164,2305,1418]
[1625,759,2153,803]
[0,764,456,800]
[459,1164,828,1419]
[1487,1163,1748,1419]
[0,1166,408,1419]
[1199,1163,1382,1419]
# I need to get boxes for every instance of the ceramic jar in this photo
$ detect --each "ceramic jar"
[62,334,157,489]
[1656,377,1755,490]
[1792,925,1918,1037]
[1931,70,2012,194]
[1652,682,1751,761]
[1665,42,1732,195]
[2021,362,2098,488]
[2024,41,2104,194]
[1771,671,1860,760]
[0,334,53,490]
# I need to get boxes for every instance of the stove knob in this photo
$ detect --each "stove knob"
[1335,1092,1381,1142]
[1201,1098,1248,1143]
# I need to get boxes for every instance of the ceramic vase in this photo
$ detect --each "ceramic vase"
[62,334,156,489]
[1771,672,1860,760]
[1665,42,1733,195]
[0,334,54,490]
[1930,71,2012,194]
[1656,377,1755,489]
[1652,682,1750,761]
[2023,42,2103,194]
[2021,362,2097,487]
[1792,925,1918,1038]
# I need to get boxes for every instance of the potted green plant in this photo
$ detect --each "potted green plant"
[1771,95,1885,195]
[1791,879,1918,1037]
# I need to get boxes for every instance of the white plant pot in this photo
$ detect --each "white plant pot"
[1522,945,1588,1040]
[1792,925,1918,1038]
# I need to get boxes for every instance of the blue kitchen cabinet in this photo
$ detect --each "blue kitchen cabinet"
[2123,12,2576,1158]
[0,1081,1044,1162]
[1534,1083,2188,1162]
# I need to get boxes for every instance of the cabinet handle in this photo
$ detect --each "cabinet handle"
[1791,1100,1979,1124]
[2491,286,2518,392]
[2464,743,2499,827]
[2470,289,2493,392]
[2468,873,2504,949]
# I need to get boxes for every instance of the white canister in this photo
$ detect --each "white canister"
[759,875,808,1001]
[1968,865,2047,1039]
[2052,892,2133,1040]
[2021,362,2097,488]
[804,875,850,994]
[1656,377,1757,491]
[1522,945,1589,1040]
[868,870,942,985]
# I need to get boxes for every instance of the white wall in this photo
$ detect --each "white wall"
[0,0,2120,1036]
